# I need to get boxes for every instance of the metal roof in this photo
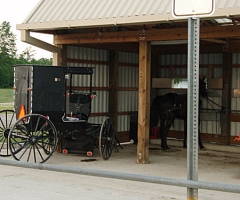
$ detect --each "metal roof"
[17,0,240,31]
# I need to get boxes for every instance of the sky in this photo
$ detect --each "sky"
[0,0,53,59]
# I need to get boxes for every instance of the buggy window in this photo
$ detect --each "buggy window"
[69,93,92,120]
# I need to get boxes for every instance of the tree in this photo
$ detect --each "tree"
[0,21,16,87]
[0,21,52,88]
[19,46,36,62]
[0,21,17,57]
[18,47,52,65]
[31,57,52,65]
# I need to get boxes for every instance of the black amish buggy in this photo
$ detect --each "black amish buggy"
[0,65,115,163]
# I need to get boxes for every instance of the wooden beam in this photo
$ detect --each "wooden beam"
[61,44,67,66]
[230,113,240,122]
[221,53,232,145]
[201,39,228,45]
[137,41,151,164]
[153,38,240,54]
[54,25,240,45]
[108,50,119,136]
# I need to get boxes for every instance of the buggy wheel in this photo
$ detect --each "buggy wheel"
[8,114,58,163]
[0,110,15,156]
[99,117,114,160]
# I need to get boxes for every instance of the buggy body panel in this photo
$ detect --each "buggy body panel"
[14,65,93,131]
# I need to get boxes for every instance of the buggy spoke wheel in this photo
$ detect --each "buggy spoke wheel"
[99,117,114,160]
[0,110,15,156]
[8,114,58,163]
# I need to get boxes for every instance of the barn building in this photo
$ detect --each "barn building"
[16,0,240,163]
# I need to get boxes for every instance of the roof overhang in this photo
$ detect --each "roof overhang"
[14,0,240,56]
[16,0,240,32]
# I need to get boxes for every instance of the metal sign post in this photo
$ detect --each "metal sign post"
[172,1,215,199]
[187,17,200,200]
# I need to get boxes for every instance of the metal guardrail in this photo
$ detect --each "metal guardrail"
[1,158,240,194]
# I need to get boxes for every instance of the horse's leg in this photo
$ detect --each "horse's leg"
[160,116,174,150]
[183,119,187,148]
[159,119,167,150]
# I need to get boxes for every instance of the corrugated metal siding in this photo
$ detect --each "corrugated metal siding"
[67,46,109,124]
[159,53,223,79]
[159,53,223,136]
[118,52,139,132]
[231,53,240,137]
[231,122,240,137]
[67,46,108,62]
[118,66,138,88]
[159,54,187,79]
[200,53,222,65]
[118,115,130,132]
[118,91,138,112]
[18,0,240,30]
[66,47,139,132]
[119,52,138,65]
[160,54,187,65]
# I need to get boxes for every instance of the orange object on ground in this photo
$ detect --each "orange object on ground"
[234,133,240,141]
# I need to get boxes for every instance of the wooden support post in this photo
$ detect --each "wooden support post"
[109,50,119,135]
[52,44,62,66]
[221,52,232,145]
[60,45,67,66]
[137,41,151,164]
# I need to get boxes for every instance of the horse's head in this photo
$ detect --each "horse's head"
[199,77,207,98]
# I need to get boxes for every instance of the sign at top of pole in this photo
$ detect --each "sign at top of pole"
[172,0,215,18]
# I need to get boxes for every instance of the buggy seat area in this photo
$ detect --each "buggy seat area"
[63,93,92,122]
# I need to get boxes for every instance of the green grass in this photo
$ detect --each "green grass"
[0,88,14,102]
[0,88,14,110]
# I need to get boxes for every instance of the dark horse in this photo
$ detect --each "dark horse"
[150,78,207,150]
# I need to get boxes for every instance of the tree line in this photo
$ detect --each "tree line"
[0,21,52,88]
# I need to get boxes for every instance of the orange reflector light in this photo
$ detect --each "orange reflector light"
[62,149,68,154]
[18,105,26,121]
[87,151,92,156]
[44,116,49,127]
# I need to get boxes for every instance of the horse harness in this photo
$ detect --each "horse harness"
[160,93,184,116]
